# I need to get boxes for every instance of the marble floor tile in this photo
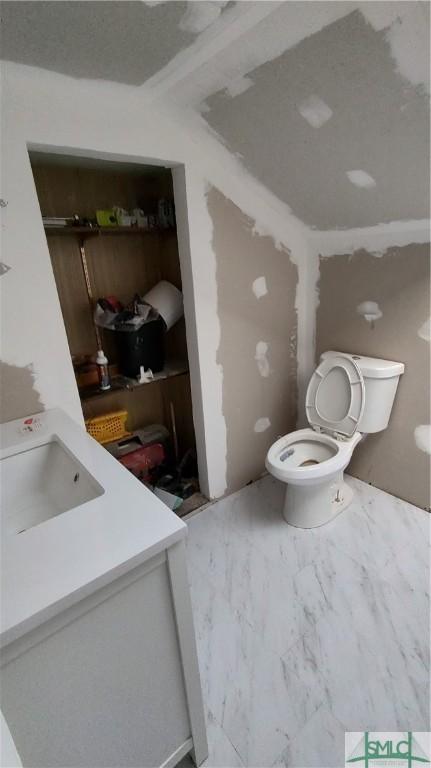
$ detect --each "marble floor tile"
[238,556,330,657]
[190,531,330,657]
[187,562,324,766]
[220,476,322,574]
[177,710,244,768]
[185,475,430,767]
[314,477,429,574]
[272,705,347,768]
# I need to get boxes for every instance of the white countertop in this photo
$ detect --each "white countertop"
[0,409,186,647]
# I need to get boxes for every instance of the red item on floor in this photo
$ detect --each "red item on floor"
[119,442,165,480]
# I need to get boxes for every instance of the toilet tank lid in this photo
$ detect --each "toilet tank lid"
[320,351,405,379]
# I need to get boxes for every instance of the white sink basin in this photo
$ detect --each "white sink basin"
[1,438,104,536]
[1,409,186,649]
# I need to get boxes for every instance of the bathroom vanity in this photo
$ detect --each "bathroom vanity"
[0,409,207,768]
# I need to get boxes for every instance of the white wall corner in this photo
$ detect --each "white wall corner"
[171,166,213,499]
[296,240,320,426]
[178,168,227,499]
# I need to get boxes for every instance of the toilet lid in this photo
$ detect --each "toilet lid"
[306,355,365,437]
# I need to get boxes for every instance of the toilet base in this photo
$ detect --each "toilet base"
[283,472,354,528]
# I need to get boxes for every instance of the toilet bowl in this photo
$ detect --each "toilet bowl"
[266,428,361,528]
[266,351,405,528]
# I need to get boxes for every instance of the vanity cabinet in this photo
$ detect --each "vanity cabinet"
[1,543,207,768]
[0,410,207,768]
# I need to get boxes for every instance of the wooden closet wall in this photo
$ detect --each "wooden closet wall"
[31,157,195,457]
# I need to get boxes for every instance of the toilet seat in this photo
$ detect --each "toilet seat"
[306,354,365,438]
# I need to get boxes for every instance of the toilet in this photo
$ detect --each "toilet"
[266,351,405,528]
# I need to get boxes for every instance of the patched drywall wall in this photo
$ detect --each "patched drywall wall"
[0,362,45,424]
[316,243,430,509]
[208,187,298,493]
[1,62,311,499]
[205,9,430,229]
[0,140,84,427]
[3,6,427,497]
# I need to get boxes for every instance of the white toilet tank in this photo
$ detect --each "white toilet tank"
[320,351,405,433]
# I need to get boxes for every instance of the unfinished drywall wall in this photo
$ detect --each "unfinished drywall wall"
[1,62,310,499]
[316,242,430,509]
[208,187,298,493]
[0,361,45,423]
[0,140,83,426]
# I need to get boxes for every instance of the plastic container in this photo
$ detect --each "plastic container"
[96,349,111,391]
[109,316,165,377]
[143,281,183,331]
[85,411,130,444]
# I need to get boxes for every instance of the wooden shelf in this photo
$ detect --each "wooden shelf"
[44,225,175,239]
[79,361,189,402]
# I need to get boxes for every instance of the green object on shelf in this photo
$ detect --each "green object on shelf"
[96,209,117,227]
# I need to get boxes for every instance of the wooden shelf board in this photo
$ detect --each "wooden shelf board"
[44,225,175,238]
[79,361,189,402]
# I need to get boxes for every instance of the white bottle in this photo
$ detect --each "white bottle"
[96,349,111,391]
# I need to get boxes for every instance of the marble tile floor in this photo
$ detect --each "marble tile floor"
[179,474,430,768]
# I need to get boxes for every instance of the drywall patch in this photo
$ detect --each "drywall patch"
[179,1,226,34]
[0,262,11,276]
[255,341,271,378]
[252,276,268,299]
[414,425,431,455]
[385,10,430,94]
[357,300,383,324]
[347,170,377,189]
[298,95,333,128]
[359,2,430,94]
[0,361,45,423]
[254,417,271,433]
[418,318,431,342]
[226,75,253,98]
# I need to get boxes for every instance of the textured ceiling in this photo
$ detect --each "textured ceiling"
[204,9,430,229]
[1,1,429,230]
[0,1,197,85]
